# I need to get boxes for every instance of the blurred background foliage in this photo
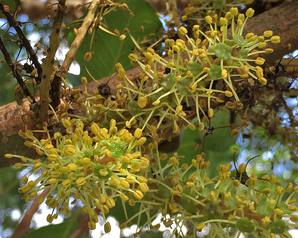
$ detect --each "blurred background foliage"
[0,0,297,237]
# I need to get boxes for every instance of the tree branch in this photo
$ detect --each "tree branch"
[11,188,50,238]
[60,0,99,76]
[282,58,298,78]
[48,0,99,110]
[39,0,66,124]
[0,35,34,101]
[68,214,89,238]
[246,1,298,64]
[0,3,43,83]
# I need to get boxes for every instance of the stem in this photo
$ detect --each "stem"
[39,0,66,124]
[0,35,34,101]
[68,214,89,238]
[60,0,100,76]
[11,188,50,238]
[0,3,42,83]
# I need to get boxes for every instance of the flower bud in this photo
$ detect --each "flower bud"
[137,96,147,108]
[271,35,280,44]
[133,190,144,200]
[205,16,213,24]
[76,177,86,186]
[245,8,255,18]
[263,30,273,38]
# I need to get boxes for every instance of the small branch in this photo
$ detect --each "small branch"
[68,214,89,238]
[60,0,99,76]
[0,3,43,83]
[281,58,298,78]
[49,0,100,110]
[39,0,66,124]
[0,35,34,101]
[11,188,50,238]
[283,88,298,98]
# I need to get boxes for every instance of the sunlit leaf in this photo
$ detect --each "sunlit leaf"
[73,0,162,85]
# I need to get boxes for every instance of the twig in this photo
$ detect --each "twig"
[0,35,34,101]
[11,188,50,238]
[0,3,43,83]
[39,0,66,124]
[283,89,298,98]
[281,58,298,78]
[68,214,89,238]
[49,0,100,110]
[60,0,99,76]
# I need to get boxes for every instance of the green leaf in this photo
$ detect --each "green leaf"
[236,218,255,233]
[141,231,163,238]
[0,63,16,105]
[256,195,274,216]
[75,0,162,83]
[212,0,226,10]
[210,43,232,60]
[233,33,245,46]
[177,128,202,164]
[239,48,249,59]
[269,220,287,234]
[24,216,79,238]
[187,62,203,76]
[206,150,233,177]
[0,1,19,12]
[209,64,222,80]
[203,109,235,152]
[0,167,22,209]
[178,109,237,177]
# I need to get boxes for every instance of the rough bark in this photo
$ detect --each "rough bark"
[0,1,298,167]
[246,1,298,64]
[19,0,89,20]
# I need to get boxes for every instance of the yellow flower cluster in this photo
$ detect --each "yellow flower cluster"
[182,0,254,22]
[87,7,279,147]
[133,153,298,237]
[6,119,149,229]
[7,5,292,236]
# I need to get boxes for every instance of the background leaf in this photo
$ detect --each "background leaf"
[73,0,162,85]
[141,231,163,238]
[24,215,79,238]
[109,198,147,227]
[178,109,237,176]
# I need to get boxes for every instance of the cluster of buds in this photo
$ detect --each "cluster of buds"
[87,7,279,146]
[7,4,293,236]
[5,119,149,229]
[128,153,298,237]
[182,0,254,22]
